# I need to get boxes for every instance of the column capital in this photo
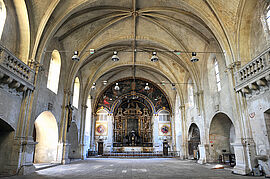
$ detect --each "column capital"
[179,105,185,110]
[81,104,88,109]
[225,61,241,72]
[64,89,72,95]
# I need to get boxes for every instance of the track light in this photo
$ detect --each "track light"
[91,82,96,90]
[103,81,107,85]
[72,51,80,61]
[145,83,150,91]
[191,52,199,62]
[151,52,158,62]
[114,83,120,91]
[171,83,176,90]
[112,51,119,62]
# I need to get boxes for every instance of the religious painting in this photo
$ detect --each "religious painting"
[95,122,108,136]
[96,78,171,113]
[159,123,171,136]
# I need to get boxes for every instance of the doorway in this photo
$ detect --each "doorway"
[188,123,200,159]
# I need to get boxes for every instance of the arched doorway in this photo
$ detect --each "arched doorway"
[188,123,200,159]
[34,111,58,163]
[209,113,236,163]
[0,119,15,174]
[67,122,80,159]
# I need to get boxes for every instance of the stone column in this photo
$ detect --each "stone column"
[226,62,256,175]
[79,104,88,160]
[171,112,177,152]
[198,144,209,164]
[232,140,250,175]
[179,105,188,159]
[59,89,72,164]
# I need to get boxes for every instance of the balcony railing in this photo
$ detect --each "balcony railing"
[0,44,35,91]
[235,47,270,92]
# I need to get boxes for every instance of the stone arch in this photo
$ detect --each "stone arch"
[13,0,30,62]
[34,111,58,163]
[209,112,236,163]
[67,122,80,159]
[188,123,200,159]
[0,118,15,174]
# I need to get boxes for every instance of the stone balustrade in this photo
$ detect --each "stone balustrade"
[0,44,35,92]
[235,47,270,94]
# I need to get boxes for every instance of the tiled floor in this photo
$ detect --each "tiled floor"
[3,158,264,179]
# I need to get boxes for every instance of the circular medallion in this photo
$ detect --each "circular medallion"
[161,125,169,134]
[97,125,105,134]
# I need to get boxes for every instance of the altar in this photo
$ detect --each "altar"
[113,146,154,153]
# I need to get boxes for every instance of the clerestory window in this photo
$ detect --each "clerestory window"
[214,58,221,92]
[0,0,6,39]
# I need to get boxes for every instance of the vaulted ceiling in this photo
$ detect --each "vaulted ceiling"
[23,0,259,105]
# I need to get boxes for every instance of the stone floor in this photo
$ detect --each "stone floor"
[3,158,264,179]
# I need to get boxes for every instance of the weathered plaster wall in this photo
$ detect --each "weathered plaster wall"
[250,1,270,60]
[247,90,270,156]
[0,86,22,130]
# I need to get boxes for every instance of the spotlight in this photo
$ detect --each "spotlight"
[103,81,107,85]
[145,83,150,91]
[171,83,176,90]
[112,51,119,62]
[191,52,199,62]
[72,51,80,61]
[90,49,95,55]
[151,52,158,62]
[161,81,165,86]
[114,83,120,91]
[91,82,96,90]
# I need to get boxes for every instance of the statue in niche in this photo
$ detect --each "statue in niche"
[66,103,73,132]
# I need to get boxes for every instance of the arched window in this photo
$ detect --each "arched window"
[158,110,170,121]
[96,109,108,121]
[47,50,61,94]
[85,95,92,135]
[187,78,194,108]
[0,0,6,39]
[73,77,80,108]
[214,58,221,91]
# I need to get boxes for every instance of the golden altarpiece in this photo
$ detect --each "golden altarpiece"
[113,103,152,147]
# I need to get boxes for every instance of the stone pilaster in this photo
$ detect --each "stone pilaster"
[198,144,209,164]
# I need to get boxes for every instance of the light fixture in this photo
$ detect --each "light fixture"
[151,52,158,62]
[114,83,120,91]
[145,83,150,91]
[72,51,80,61]
[191,52,199,62]
[103,81,107,85]
[161,81,165,86]
[171,83,176,90]
[91,82,96,90]
[90,49,95,55]
[112,51,119,62]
